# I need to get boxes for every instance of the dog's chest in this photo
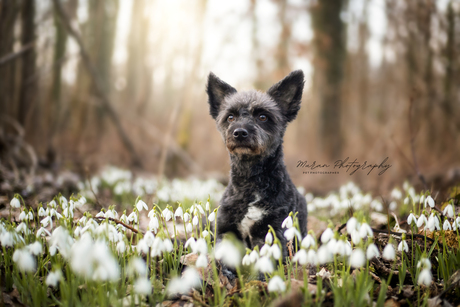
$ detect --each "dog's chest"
[237,193,266,243]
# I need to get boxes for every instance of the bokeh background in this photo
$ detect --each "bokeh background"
[1,0,459,197]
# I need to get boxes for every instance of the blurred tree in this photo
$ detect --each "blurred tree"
[274,0,291,80]
[311,0,346,160]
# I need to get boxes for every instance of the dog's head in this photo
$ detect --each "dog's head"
[206,70,304,158]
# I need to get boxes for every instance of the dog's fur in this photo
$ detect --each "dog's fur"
[206,70,308,257]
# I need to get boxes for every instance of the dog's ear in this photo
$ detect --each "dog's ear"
[206,72,237,120]
[267,70,304,122]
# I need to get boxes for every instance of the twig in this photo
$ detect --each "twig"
[95,216,140,234]
[370,227,435,243]
[0,41,35,67]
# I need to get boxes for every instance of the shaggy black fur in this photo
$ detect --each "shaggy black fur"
[206,70,308,258]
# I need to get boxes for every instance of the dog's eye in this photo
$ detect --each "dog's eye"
[258,114,267,122]
[227,115,235,122]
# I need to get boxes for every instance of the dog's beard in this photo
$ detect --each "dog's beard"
[226,142,265,156]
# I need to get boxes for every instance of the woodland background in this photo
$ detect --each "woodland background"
[0,0,459,196]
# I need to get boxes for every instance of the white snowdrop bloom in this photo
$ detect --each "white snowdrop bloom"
[18,211,27,221]
[391,188,402,199]
[443,220,452,231]
[38,207,46,217]
[104,210,114,219]
[49,200,57,208]
[55,211,63,220]
[196,204,205,215]
[307,249,319,266]
[91,241,120,281]
[268,276,286,293]
[293,249,308,265]
[344,241,352,256]
[453,219,459,231]
[417,258,432,270]
[127,212,138,223]
[265,232,273,245]
[333,240,346,256]
[136,200,148,212]
[201,230,209,238]
[349,248,365,268]
[321,228,334,243]
[175,207,184,219]
[167,268,201,295]
[45,208,50,216]
[326,238,338,255]
[151,237,165,257]
[255,256,274,273]
[260,244,271,257]
[40,216,52,228]
[404,197,410,205]
[192,215,199,226]
[426,214,440,232]
[346,217,358,234]
[51,227,73,258]
[270,244,281,260]
[366,243,380,260]
[0,231,14,247]
[10,197,21,209]
[162,208,173,222]
[205,202,210,211]
[281,215,293,229]
[301,234,316,249]
[78,215,87,225]
[129,257,147,276]
[149,216,159,233]
[418,268,432,286]
[36,227,51,238]
[359,223,373,238]
[215,240,241,268]
[425,196,435,208]
[249,250,259,263]
[417,214,427,228]
[27,241,43,255]
[186,222,193,233]
[163,238,173,252]
[443,204,454,218]
[78,196,87,207]
[60,196,68,209]
[207,211,215,222]
[63,207,74,219]
[382,244,395,260]
[284,227,301,241]
[389,201,398,211]
[49,244,58,256]
[144,232,155,247]
[16,222,28,234]
[119,213,128,224]
[398,240,409,252]
[242,254,251,266]
[407,213,417,225]
[317,245,333,264]
[351,229,362,245]
[134,278,151,295]
[185,237,196,250]
[184,212,191,223]
[13,248,36,272]
[137,239,149,255]
[370,200,383,212]
[46,270,62,287]
[116,241,126,253]
[196,254,208,268]
[96,211,105,218]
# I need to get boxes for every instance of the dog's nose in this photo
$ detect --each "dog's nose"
[233,128,248,139]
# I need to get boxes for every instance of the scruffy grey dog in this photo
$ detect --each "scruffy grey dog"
[206,70,308,258]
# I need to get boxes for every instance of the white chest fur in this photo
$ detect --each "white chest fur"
[238,194,265,244]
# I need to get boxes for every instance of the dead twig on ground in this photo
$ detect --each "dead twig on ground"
[95,216,140,234]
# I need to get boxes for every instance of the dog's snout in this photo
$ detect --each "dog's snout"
[233,128,248,139]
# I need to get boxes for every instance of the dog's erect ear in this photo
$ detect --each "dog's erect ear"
[267,70,304,122]
[206,72,237,120]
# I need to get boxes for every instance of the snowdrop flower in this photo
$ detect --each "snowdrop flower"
[265,232,273,245]
[242,253,251,266]
[137,239,149,255]
[403,197,410,205]
[184,212,191,223]
[167,268,201,295]
[175,206,184,219]
[293,249,308,265]
[443,219,452,231]
[129,257,147,276]
[127,212,138,223]
[260,244,271,257]
[144,231,155,247]
[119,212,128,223]
[151,238,165,257]
[134,278,151,295]
[163,238,173,252]
[417,257,432,270]
[284,227,301,241]
[268,276,286,292]
[0,231,14,247]
[321,228,334,243]
[359,223,373,238]
[16,222,28,234]
[244,250,257,264]
[391,188,402,199]
[443,204,454,218]
[420,195,425,205]
[425,196,435,208]
[46,270,62,287]
[317,245,333,264]
[10,197,21,209]
[162,208,173,221]
[116,241,126,253]
[270,244,281,260]
[382,244,395,260]
[186,222,193,233]
[350,230,362,245]
[349,248,365,268]
[207,211,215,222]
[49,200,57,208]
[205,201,210,211]
[196,254,208,268]
[255,256,274,273]
[427,214,440,231]
[202,230,209,238]
[301,233,316,249]
[18,211,27,221]
[281,215,293,229]
[196,204,205,215]
[13,249,36,272]
[215,240,241,268]
[136,200,148,212]
[417,214,427,228]
[398,240,409,253]
[149,216,159,233]
[104,210,114,219]
[185,237,196,250]
[192,215,199,226]
[418,268,432,286]
[346,217,358,234]
[59,196,68,208]
[452,217,460,231]
[36,227,51,238]
[38,207,46,217]
[407,212,417,225]
[28,241,43,255]
[78,196,87,207]
[333,239,347,256]
[307,249,319,265]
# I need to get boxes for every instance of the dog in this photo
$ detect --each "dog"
[206,70,308,258]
